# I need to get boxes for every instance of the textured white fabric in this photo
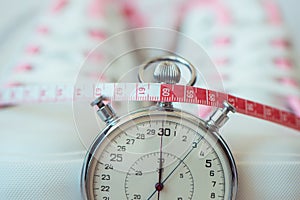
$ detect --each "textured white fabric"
[0,153,84,200]
[237,160,300,199]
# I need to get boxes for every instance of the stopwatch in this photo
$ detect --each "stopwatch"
[81,56,237,200]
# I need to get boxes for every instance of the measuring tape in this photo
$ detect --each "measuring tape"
[1,83,300,131]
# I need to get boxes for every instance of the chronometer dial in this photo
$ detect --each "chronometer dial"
[83,111,236,200]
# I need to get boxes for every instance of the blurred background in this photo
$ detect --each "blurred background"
[1,0,300,199]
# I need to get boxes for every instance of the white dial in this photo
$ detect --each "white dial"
[82,109,237,200]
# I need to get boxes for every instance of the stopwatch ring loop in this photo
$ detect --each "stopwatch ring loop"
[138,56,197,86]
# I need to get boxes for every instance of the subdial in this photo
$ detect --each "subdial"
[124,152,194,200]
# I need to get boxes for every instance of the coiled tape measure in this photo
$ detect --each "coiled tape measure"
[1,81,299,131]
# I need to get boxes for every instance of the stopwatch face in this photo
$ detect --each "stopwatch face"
[82,109,237,200]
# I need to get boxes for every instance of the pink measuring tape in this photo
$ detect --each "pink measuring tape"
[1,83,300,131]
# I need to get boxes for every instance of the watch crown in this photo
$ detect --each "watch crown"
[153,61,181,109]
[91,96,117,124]
[153,61,181,84]
[207,101,235,131]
